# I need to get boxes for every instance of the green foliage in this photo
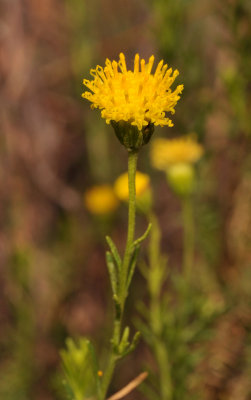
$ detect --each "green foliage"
[105,223,152,306]
[149,0,210,136]
[0,248,35,400]
[218,0,251,137]
[137,215,223,400]
[2,1,251,399]
[196,201,222,268]
[60,338,100,400]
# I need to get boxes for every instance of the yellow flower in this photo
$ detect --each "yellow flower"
[151,136,203,170]
[82,53,183,131]
[114,171,150,201]
[84,185,119,215]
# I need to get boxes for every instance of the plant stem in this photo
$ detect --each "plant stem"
[153,324,173,400]
[120,150,138,306]
[150,292,173,400]
[100,150,138,399]
[148,214,173,400]
[182,196,194,283]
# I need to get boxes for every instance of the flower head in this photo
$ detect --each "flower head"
[114,171,150,201]
[82,53,183,149]
[151,136,203,170]
[84,185,119,215]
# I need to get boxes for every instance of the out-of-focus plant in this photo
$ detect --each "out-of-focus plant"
[151,136,203,280]
[84,172,151,218]
[136,136,223,400]
[218,0,251,136]
[148,0,211,136]
[60,53,183,400]
[61,338,101,400]
[137,218,222,400]
[114,171,152,214]
[0,248,35,400]
[84,185,119,216]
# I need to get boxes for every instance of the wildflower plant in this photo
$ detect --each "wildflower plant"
[61,53,183,400]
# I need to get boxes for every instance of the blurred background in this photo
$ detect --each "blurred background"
[1,0,251,399]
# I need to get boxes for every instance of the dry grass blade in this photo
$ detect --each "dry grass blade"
[107,372,148,400]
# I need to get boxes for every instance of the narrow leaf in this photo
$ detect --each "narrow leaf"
[106,251,117,295]
[123,331,141,356]
[131,223,152,249]
[129,331,141,351]
[118,326,130,354]
[127,245,140,290]
[106,236,122,270]
[87,340,100,393]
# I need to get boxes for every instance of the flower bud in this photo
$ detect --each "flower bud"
[166,163,195,197]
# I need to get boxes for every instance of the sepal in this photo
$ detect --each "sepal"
[111,120,154,151]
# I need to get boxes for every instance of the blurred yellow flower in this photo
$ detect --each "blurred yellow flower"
[84,185,119,215]
[82,53,183,131]
[114,171,150,201]
[151,136,203,170]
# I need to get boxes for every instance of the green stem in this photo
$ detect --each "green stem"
[120,150,138,306]
[155,342,172,400]
[150,294,173,400]
[148,214,172,400]
[100,150,138,399]
[182,196,194,283]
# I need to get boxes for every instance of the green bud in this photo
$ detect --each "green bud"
[166,163,195,197]
[111,120,154,150]
[118,326,130,354]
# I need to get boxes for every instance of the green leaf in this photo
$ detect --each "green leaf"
[125,331,141,355]
[126,245,140,290]
[131,223,152,249]
[106,251,118,295]
[106,236,121,270]
[118,326,130,355]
